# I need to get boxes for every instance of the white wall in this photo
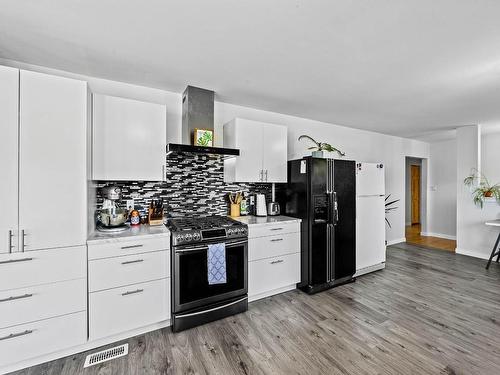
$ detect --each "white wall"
[215,102,430,244]
[456,126,500,259]
[0,58,430,245]
[426,139,457,239]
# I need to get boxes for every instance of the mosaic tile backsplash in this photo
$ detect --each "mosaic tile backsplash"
[96,152,282,218]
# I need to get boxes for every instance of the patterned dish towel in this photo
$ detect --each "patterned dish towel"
[207,243,227,285]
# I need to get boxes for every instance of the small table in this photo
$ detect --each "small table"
[485,220,500,269]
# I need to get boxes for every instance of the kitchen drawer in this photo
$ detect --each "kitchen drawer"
[0,311,86,367]
[248,221,300,239]
[89,250,170,292]
[249,253,300,298]
[0,278,86,329]
[248,232,300,261]
[89,278,170,340]
[0,246,86,292]
[88,236,170,260]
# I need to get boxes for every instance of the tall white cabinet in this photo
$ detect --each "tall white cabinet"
[92,94,167,181]
[223,118,287,183]
[0,67,88,374]
[19,71,88,250]
[0,66,19,254]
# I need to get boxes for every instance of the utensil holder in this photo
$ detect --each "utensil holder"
[230,203,240,217]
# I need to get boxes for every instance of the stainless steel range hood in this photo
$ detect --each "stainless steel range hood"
[167,86,239,157]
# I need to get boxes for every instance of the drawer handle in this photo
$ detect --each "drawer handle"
[270,259,284,265]
[0,330,33,341]
[0,257,33,265]
[270,228,283,231]
[121,259,144,265]
[270,238,283,242]
[0,293,33,303]
[122,289,144,296]
[121,244,144,250]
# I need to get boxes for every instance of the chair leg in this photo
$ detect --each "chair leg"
[486,233,500,269]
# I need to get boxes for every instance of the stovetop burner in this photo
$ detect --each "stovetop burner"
[167,216,247,246]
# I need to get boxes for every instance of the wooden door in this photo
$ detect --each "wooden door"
[19,70,87,251]
[0,66,19,253]
[411,165,420,224]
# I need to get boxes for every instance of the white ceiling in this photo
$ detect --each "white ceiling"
[1,0,500,138]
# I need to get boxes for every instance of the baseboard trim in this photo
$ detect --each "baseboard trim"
[455,248,489,260]
[387,238,406,246]
[249,284,297,302]
[354,263,385,277]
[1,320,171,375]
[421,232,456,240]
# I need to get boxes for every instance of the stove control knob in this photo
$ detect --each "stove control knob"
[193,232,201,241]
[185,233,192,241]
[227,229,233,235]
[176,235,184,243]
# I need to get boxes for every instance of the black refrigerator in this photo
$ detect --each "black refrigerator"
[285,157,356,294]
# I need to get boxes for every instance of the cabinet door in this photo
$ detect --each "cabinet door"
[0,66,19,254]
[93,94,167,181]
[19,70,87,251]
[262,124,287,183]
[234,119,264,182]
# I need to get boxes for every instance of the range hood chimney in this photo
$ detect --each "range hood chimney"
[167,85,239,157]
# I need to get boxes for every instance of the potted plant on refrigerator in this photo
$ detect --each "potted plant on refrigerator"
[298,135,345,158]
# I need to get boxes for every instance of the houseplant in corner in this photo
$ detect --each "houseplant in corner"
[463,168,500,208]
[298,135,345,158]
[385,194,400,228]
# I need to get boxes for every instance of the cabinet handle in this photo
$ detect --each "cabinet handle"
[270,238,283,242]
[270,227,283,231]
[8,230,14,253]
[122,289,144,296]
[0,330,33,341]
[121,244,143,250]
[270,259,284,265]
[21,230,27,252]
[121,259,144,265]
[0,257,33,265]
[0,293,33,303]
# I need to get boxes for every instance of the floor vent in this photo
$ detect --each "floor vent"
[84,343,128,368]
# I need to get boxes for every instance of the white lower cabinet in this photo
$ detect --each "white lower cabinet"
[0,312,87,366]
[247,220,301,301]
[89,278,170,340]
[0,278,86,329]
[249,253,300,299]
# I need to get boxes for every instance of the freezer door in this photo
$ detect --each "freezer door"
[356,195,386,271]
[356,162,385,196]
[310,158,328,285]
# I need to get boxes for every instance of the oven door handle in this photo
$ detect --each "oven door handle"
[175,240,248,253]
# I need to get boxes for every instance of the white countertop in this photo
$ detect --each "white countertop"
[232,215,301,226]
[87,224,170,244]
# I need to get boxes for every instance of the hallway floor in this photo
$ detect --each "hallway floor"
[405,224,456,252]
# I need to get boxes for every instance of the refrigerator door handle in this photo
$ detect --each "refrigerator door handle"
[332,192,339,226]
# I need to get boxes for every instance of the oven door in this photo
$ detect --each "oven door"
[172,238,248,313]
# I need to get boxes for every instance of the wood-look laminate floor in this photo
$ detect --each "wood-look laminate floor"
[11,243,500,375]
[406,224,456,252]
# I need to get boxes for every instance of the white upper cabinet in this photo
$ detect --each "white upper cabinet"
[223,118,287,183]
[0,66,19,254]
[19,70,88,251]
[92,94,167,181]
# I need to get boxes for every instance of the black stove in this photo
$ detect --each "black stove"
[168,216,248,247]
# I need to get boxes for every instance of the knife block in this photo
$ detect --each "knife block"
[148,207,164,226]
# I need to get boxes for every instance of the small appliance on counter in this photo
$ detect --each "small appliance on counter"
[255,194,267,216]
[97,186,129,232]
[148,198,164,226]
[267,183,280,216]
